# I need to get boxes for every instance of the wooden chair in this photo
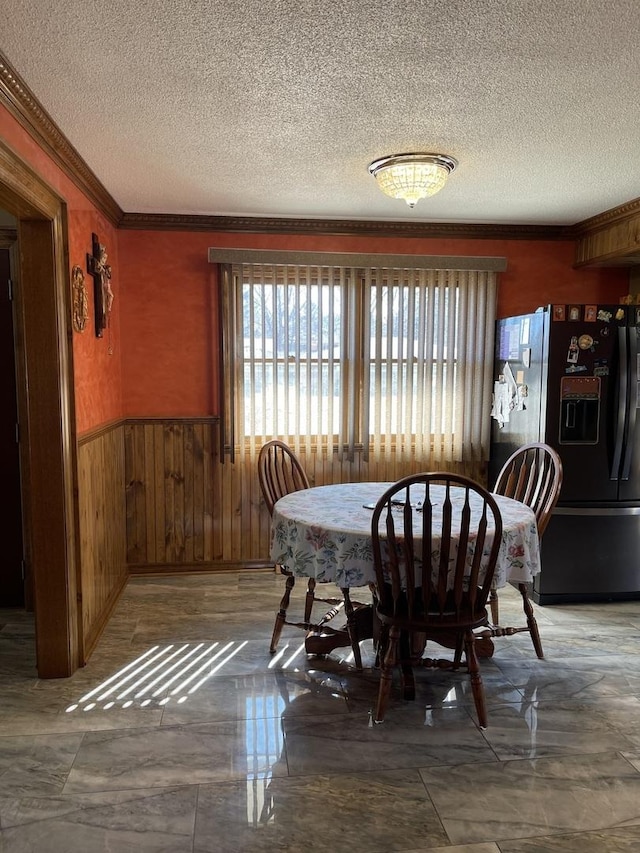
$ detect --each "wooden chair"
[485,442,563,658]
[258,440,344,655]
[370,473,503,728]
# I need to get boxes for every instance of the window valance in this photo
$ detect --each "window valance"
[208,248,507,272]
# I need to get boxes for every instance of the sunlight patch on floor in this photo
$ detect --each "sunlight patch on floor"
[64,640,248,712]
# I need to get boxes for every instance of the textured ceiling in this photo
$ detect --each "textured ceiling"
[1,0,640,226]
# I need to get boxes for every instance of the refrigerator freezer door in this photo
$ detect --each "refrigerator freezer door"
[533,506,640,604]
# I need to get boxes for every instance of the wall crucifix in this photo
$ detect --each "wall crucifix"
[86,233,114,338]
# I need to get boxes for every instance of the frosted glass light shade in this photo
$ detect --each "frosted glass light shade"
[368,153,458,208]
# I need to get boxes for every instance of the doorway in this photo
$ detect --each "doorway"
[0,140,82,678]
[0,225,27,608]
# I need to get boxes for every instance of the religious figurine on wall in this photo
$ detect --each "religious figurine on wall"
[86,232,114,338]
[71,264,89,332]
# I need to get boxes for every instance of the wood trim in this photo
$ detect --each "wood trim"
[208,248,508,271]
[0,137,81,677]
[82,572,128,661]
[0,51,122,227]
[122,211,571,240]
[128,562,272,575]
[570,196,640,236]
[78,417,132,444]
[0,139,63,219]
[80,416,218,445]
[17,218,80,677]
[124,415,219,425]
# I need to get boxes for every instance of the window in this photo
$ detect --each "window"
[217,253,500,465]
[239,265,346,438]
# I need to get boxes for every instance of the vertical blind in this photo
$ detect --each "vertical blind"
[219,260,498,465]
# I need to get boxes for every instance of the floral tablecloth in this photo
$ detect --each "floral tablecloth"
[270,481,541,590]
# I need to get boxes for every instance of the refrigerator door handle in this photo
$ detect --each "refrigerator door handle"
[622,326,638,479]
[611,326,628,480]
[565,401,576,429]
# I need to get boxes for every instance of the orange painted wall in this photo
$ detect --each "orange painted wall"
[117,230,629,418]
[0,104,122,435]
[117,230,217,418]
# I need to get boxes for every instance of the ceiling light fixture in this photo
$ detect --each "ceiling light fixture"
[368,152,458,208]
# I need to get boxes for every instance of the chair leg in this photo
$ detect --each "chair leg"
[374,622,388,670]
[518,582,544,659]
[342,588,363,671]
[374,624,399,723]
[270,572,295,654]
[489,587,499,625]
[304,577,316,623]
[399,630,415,701]
[370,585,383,667]
[453,633,464,668]
[464,629,488,729]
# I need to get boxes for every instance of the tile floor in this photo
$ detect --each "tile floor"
[2,572,640,852]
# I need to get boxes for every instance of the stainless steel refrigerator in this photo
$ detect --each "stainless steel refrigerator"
[489,303,640,604]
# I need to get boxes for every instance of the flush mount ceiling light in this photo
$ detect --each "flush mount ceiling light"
[368,152,458,208]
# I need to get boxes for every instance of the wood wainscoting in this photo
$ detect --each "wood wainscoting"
[78,422,128,662]
[124,417,488,573]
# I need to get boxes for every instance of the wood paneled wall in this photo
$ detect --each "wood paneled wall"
[124,418,487,572]
[125,420,216,566]
[77,423,127,660]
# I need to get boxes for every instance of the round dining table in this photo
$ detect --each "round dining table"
[269,481,541,662]
[270,480,541,590]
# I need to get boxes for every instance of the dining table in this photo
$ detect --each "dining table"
[270,480,541,664]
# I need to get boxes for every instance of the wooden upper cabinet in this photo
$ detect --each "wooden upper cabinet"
[575,203,640,267]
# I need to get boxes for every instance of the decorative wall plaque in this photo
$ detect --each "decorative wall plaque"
[71,265,88,332]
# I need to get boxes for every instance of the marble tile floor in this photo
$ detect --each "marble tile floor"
[2,573,640,851]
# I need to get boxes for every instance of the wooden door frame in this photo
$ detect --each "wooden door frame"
[0,138,81,677]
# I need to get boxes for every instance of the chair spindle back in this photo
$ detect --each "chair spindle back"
[258,440,310,516]
[493,442,562,538]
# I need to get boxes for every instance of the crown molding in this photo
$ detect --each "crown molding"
[570,196,640,236]
[119,211,571,240]
[0,51,122,227]
[2,50,639,245]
